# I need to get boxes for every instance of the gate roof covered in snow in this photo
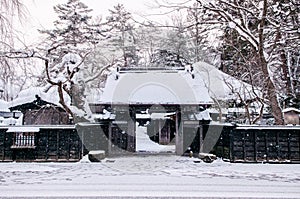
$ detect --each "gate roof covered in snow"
[99,67,213,105]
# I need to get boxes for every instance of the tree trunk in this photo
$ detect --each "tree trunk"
[280,50,293,96]
[260,56,283,124]
[57,82,73,117]
[259,50,283,125]
[258,0,283,125]
[266,76,284,125]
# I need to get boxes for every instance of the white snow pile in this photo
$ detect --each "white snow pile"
[79,154,91,163]
[136,124,175,153]
[195,109,212,120]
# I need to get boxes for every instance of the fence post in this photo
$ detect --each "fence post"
[254,131,257,162]
[199,125,203,153]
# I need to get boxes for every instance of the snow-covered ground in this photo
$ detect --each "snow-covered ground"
[0,156,300,198]
[0,126,299,198]
[136,124,175,153]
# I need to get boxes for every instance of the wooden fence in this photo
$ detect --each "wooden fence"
[192,124,300,163]
[0,126,82,162]
[0,124,299,163]
[230,126,300,163]
[0,122,132,162]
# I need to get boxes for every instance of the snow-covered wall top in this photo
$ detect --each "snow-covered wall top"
[99,68,213,105]
[282,107,300,114]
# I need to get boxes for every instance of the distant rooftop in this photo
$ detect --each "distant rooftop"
[119,50,189,73]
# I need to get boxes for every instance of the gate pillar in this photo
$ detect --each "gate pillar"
[175,111,184,155]
[126,106,136,152]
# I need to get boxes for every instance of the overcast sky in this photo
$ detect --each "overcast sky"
[15,0,192,47]
[26,0,153,27]
[17,0,173,45]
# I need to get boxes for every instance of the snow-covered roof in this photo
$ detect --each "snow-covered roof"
[0,117,21,126]
[9,86,71,109]
[0,99,9,112]
[194,62,261,101]
[99,69,213,105]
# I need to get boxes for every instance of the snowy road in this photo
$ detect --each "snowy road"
[0,155,300,198]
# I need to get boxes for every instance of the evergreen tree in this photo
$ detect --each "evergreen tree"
[38,0,105,119]
[149,49,190,69]
[186,2,220,64]
[220,25,263,87]
[135,22,165,67]
[41,0,101,47]
[161,15,190,62]
[106,4,138,67]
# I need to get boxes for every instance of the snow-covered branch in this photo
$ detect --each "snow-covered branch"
[199,0,259,50]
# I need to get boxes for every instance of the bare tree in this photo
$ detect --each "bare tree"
[0,0,31,101]
[0,0,25,39]
[197,0,287,124]
[224,78,266,125]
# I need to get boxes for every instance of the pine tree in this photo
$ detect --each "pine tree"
[38,0,105,119]
[40,0,101,49]
[135,22,165,66]
[162,15,190,62]
[186,2,219,64]
[106,4,138,67]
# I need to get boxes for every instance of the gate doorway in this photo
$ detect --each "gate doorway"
[135,122,176,153]
[135,107,177,153]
